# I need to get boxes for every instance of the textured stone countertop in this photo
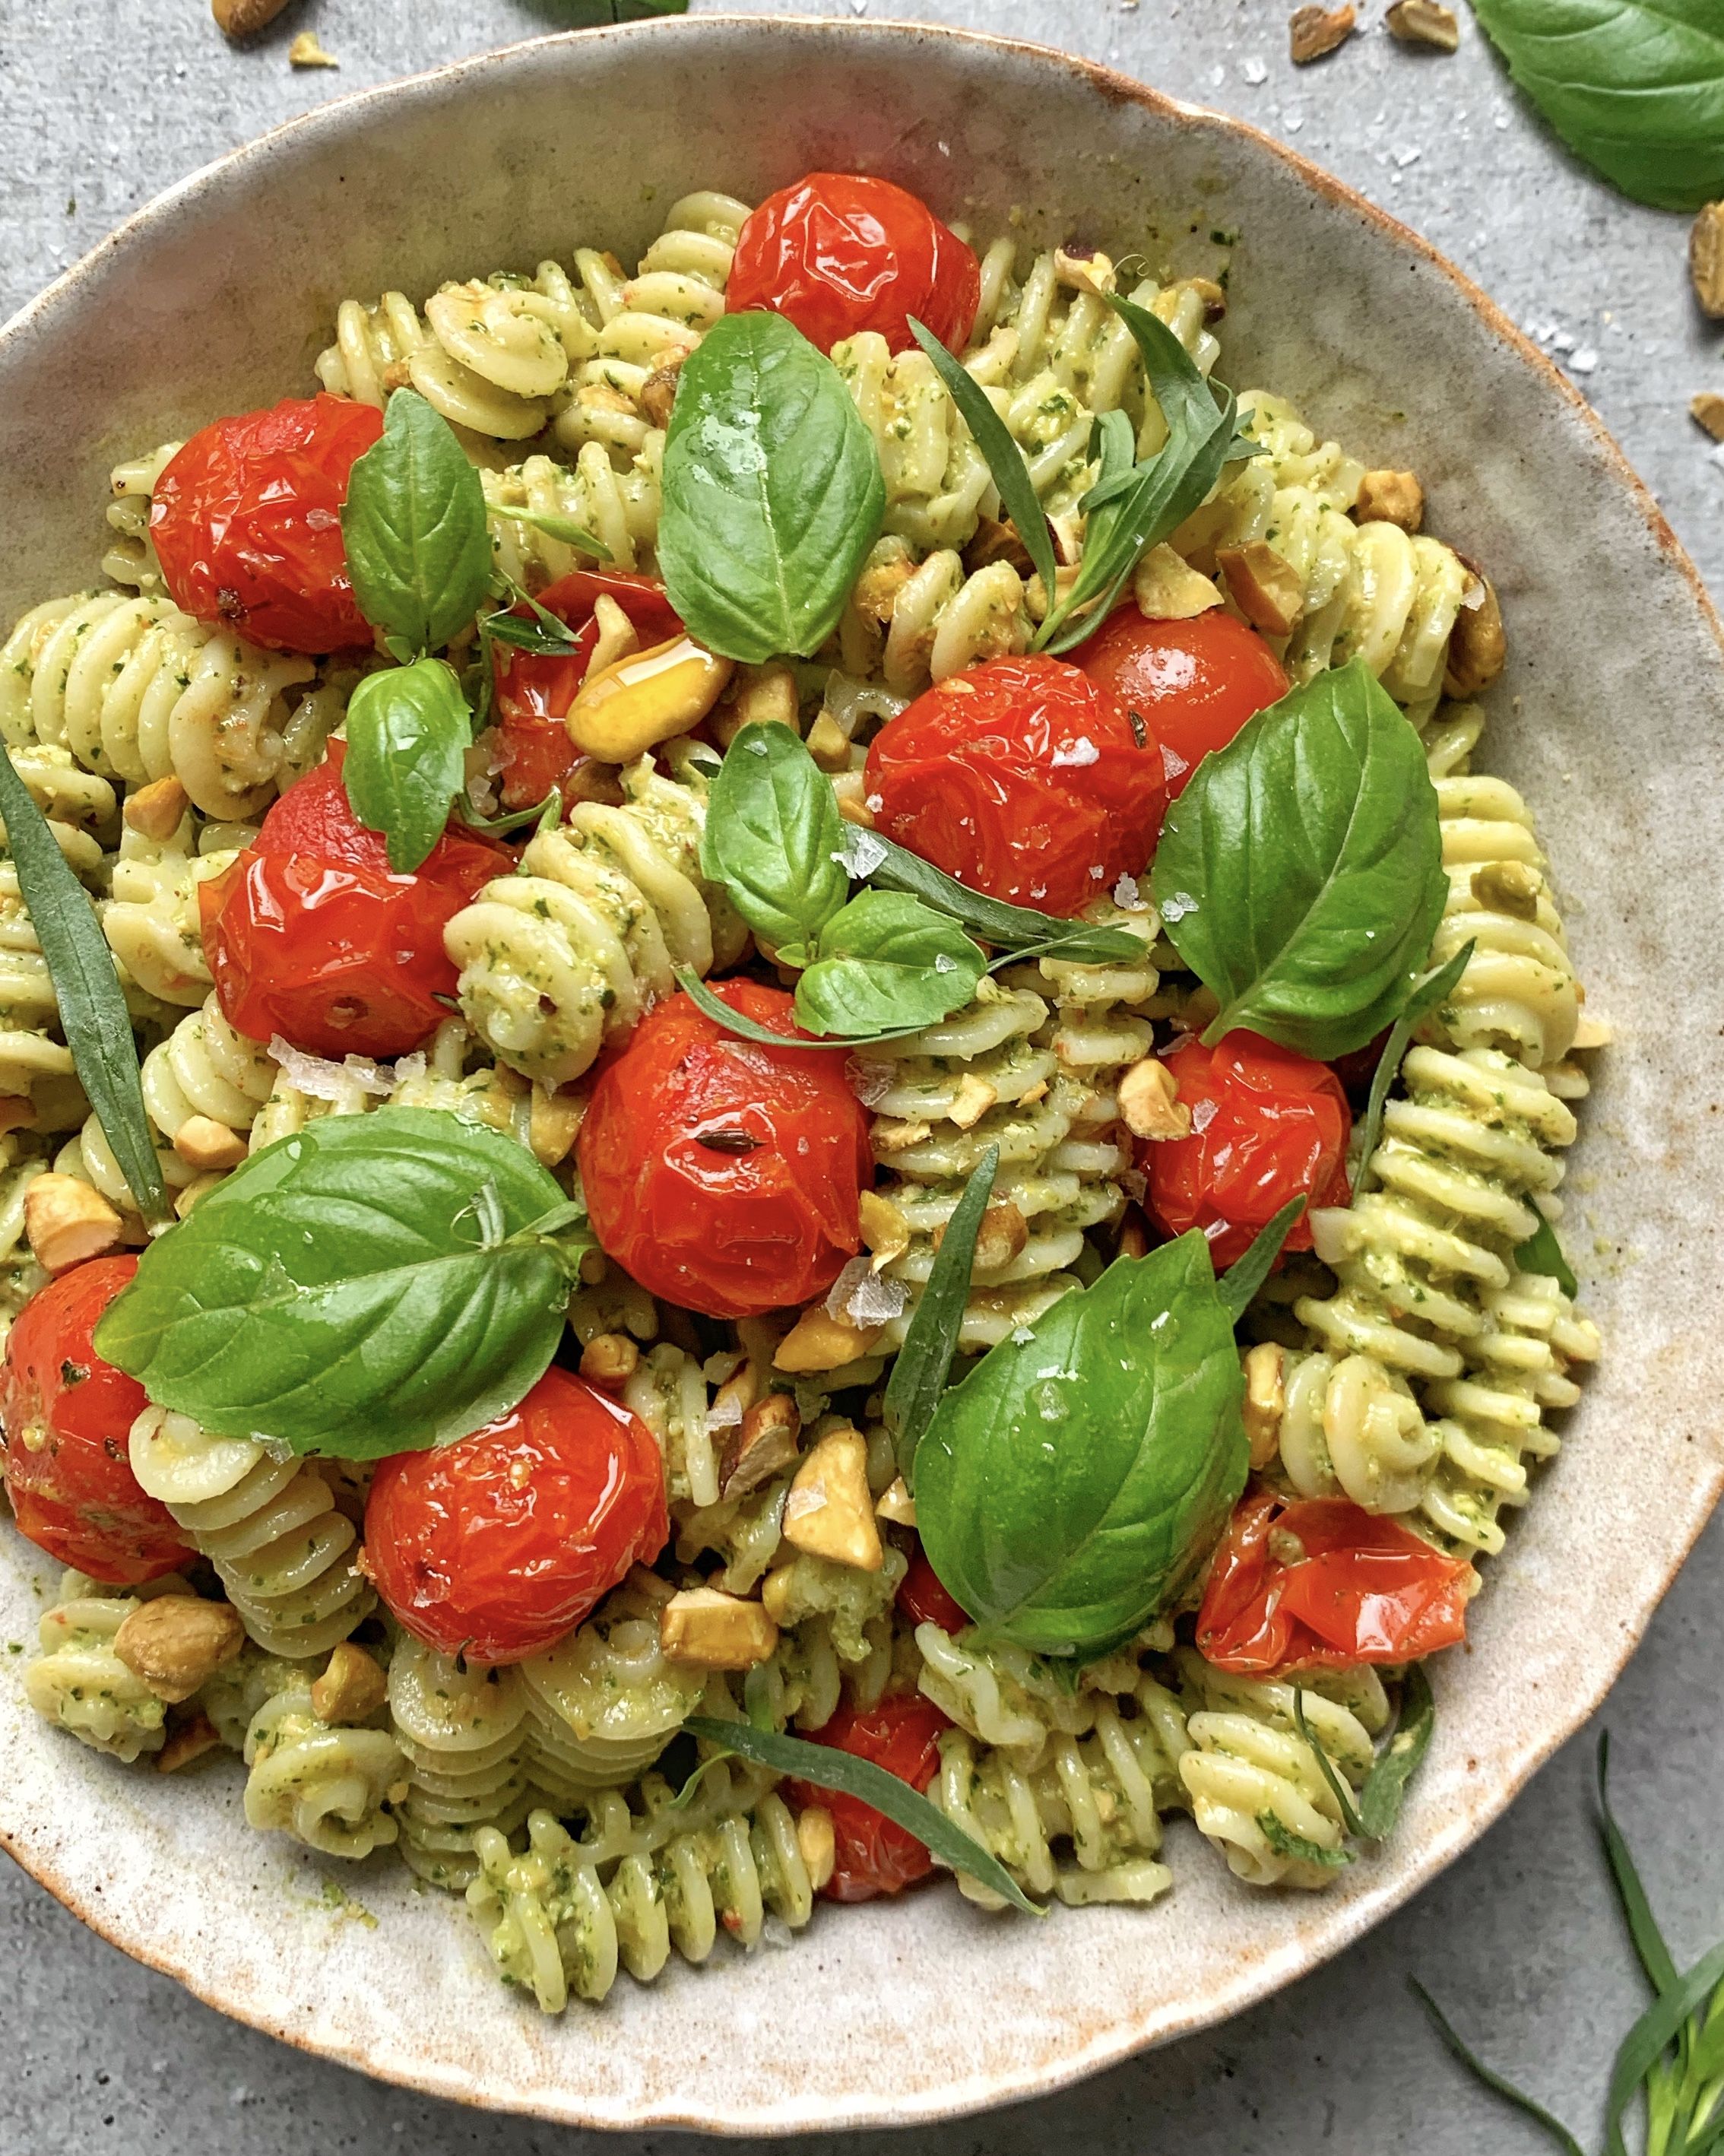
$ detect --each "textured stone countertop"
[0,3,1719,2151]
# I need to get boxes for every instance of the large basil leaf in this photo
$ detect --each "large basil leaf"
[1473,0,1724,212]
[0,752,167,1226]
[1152,659,1447,1061]
[343,657,471,873]
[658,312,885,664]
[794,891,984,1038]
[342,389,493,659]
[93,1109,578,1458]
[914,1233,1249,1657]
[701,721,848,955]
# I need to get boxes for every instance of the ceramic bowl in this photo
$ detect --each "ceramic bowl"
[2,14,1720,2134]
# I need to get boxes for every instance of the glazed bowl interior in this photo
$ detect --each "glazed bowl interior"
[2,15,1721,2134]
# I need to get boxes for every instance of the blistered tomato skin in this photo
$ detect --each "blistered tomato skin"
[895,1546,968,1634]
[493,569,685,810]
[864,655,1168,917]
[578,981,873,1322]
[364,1368,667,1666]
[1076,607,1289,799]
[727,173,981,356]
[785,1694,952,1901]
[1143,1033,1352,1268]
[0,1257,194,1585]
[201,748,505,1063]
[150,394,384,655]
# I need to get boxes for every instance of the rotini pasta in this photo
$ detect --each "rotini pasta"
[23,1570,190,1763]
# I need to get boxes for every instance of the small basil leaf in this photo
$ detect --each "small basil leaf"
[673,967,930,1052]
[486,502,611,558]
[457,786,561,838]
[701,721,849,953]
[1217,1196,1307,1321]
[342,388,493,655]
[795,892,985,1038]
[1513,1213,1579,1298]
[343,657,471,873]
[905,315,1057,601]
[1357,1660,1435,1841]
[680,1714,1042,1916]
[1291,1690,1365,1838]
[883,1143,1000,1487]
[915,1233,1249,1657]
[1257,1812,1354,1870]
[93,1108,572,1457]
[1412,1982,1589,2155]
[1152,659,1447,1061]
[0,753,168,1227]
[1354,940,1475,1195]
[1473,0,1724,213]
[659,312,885,664]
[863,830,1146,964]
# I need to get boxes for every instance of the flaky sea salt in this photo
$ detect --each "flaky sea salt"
[1192,1099,1219,1133]
[268,1037,395,1101]
[1159,891,1199,922]
[846,1057,895,1106]
[1051,735,1100,769]
[1113,874,1151,912]
[826,1257,909,1327]
[835,826,888,877]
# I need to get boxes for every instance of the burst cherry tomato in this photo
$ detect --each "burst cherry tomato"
[1076,608,1288,799]
[150,393,384,655]
[200,747,506,1062]
[896,1546,968,1634]
[1144,1033,1352,1268]
[1196,1485,1472,1674]
[727,173,980,355]
[864,655,1167,917]
[364,1367,667,1666]
[578,981,873,1321]
[493,569,685,810]
[0,1257,194,1585]
[786,1693,953,1901]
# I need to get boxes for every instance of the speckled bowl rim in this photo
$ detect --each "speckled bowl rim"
[2,14,1720,2133]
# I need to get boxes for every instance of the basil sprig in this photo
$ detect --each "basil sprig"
[1474,0,1724,213]
[914,1232,1249,1659]
[93,1109,590,1457]
[1152,660,1448,1061]
[883,1145,999,1486]
[486,502,610,559]
[343,658,472,873]
[680,1714,1041,1916]
[797,891,985,1036]
[1288,1662,1436,1860]
[1515,1213,1579,1298]
[658,312,886,664]
[1217,1196,1307,1321]
[342,389,492,662]
[1354,940,1476,1194]
[0,755,169,1227]
[864,830,1145,965]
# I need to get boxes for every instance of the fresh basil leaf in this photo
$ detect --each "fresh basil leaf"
[883,1144,999,1487]
[1257,1811,1354,1870]
[795,891,984,1038]
[1515,1213,1579,1298]
[93,1108,573,1457]
[343,658,471,873]
[1217,1196,1307,1321]
[1412,1982,1589,2154]
[864,830,1145,964]
[342,389,493,658]
[1291,1690,1366,1838]
[486,502,610,559]
[915,1232,1249,1657]
[680,1714,1042,1916]
[702,721,849,953]
[1354,940,1475,1195]
[673,967,932,1053]
[1473,0,1724,213]
[658,312,885,664]
[458,786,561,838]
[0,753,169,1228]
[905,316,1057,602]
[481,611,581,658]
[1357,1661,1436,1840]
[1152,659,1447,1061]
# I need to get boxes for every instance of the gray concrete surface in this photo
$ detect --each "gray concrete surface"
[0,2,1719,2149]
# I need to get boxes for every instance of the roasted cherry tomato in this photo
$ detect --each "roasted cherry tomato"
[1196,1485,1472,1673]
[1144,1033,1352,1268]
[200,747,506,1062]
[896,1546,968,1634]
[150,393,384,655]
[578,981,873,1321]
[0,1257,194,1585]
[1076,608,1288,799]
[493,569,685,810]
[785,1693,953,1901]
[364,1367,667,1666]
[864,655,1167,917]
[727,173,980,355]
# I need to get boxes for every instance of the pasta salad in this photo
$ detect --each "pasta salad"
[0,172,1601,2012]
